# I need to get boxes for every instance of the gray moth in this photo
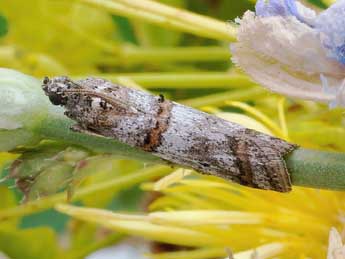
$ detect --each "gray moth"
[42,76,298,192]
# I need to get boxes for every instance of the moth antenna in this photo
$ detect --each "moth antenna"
[67,78,85,89]
[63,79,142,114]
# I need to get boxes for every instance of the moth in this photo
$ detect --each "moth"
[42,76,298,192]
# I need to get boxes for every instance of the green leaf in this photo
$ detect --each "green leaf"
[0,14,8,38]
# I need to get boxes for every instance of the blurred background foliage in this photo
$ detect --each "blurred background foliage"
[0,0,344,259]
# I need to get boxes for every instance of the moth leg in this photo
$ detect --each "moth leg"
[70,124,85,133]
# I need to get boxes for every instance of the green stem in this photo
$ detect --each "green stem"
[77,0,235,41]
[286,148,345,190]
[35,112,160,163]
[180,87,265,107]
[102,46,231,65]
[74,72,253,89]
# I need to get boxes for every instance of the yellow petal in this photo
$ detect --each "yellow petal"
[149,210,263,226]
[56,204,223,247]
[153,169,192,191]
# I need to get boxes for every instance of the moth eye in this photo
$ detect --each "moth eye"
[48,93,65,105]
[43,76,50,85]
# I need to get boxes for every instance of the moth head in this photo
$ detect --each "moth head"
[42,76,71,106]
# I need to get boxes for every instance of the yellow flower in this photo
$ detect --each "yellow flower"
[56,178,345,259]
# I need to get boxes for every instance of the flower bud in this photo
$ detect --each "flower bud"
[0,68,51,150]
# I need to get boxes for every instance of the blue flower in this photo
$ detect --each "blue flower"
[314,0,345,65]
[256,0,345,66]
[232,0,345,107]
[255,0,315,26]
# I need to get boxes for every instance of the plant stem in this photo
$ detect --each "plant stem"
[74,72,253,89]
[35,112,160,163]
[180,87,265,107]
[101,46,231,65]
[286,148,345,190]
[77,0,236,41]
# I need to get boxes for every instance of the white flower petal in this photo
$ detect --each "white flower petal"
[328,227,344,259]
[295,1,316,26]
[231,11,345,104]
[315,0,345,65]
